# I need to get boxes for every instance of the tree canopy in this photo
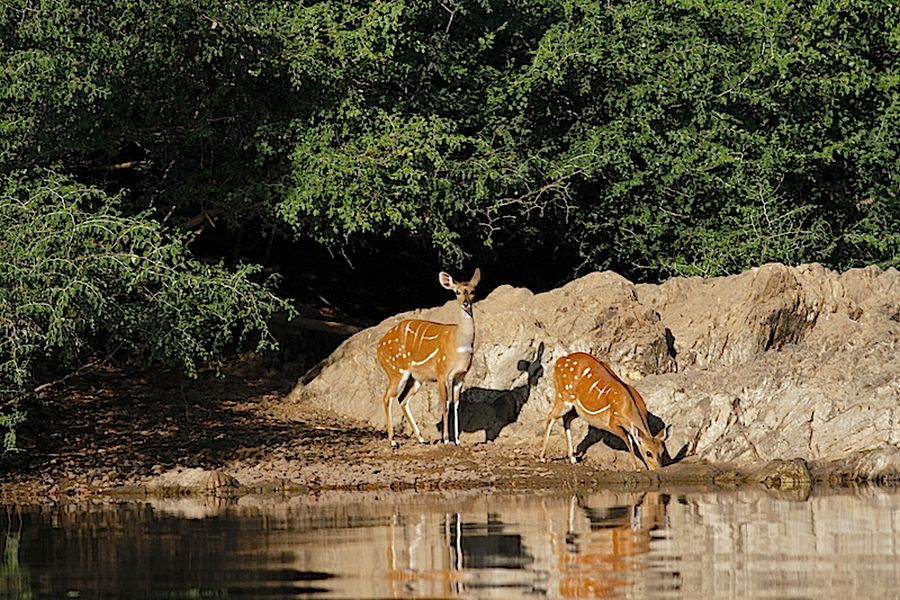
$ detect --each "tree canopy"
[1,0,898,447]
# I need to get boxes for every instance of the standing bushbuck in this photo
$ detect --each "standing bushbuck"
[376,268,481,448]
[540,352,668,469]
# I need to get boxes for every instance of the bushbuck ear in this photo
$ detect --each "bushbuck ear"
[439,271,454,290]
[658,424,671,442]
[628,425,640,444]
[469,267,481,288]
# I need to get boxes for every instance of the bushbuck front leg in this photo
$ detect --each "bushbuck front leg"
[540,395,573,462]
[439,378,451,444]
[451,379,464,445]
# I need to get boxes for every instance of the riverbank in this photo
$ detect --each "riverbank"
[0,356,893,504]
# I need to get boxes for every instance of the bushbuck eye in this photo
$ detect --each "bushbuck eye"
[646,451,652,457]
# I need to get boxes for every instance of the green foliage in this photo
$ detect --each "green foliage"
[0,171,289,449]
[0,0,294,223]
[270,0,899,275]
[514,0,899,276]
[3,0,895,276]
[271,0,562,259]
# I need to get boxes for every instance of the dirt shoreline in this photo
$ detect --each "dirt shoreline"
[0,359,894,505]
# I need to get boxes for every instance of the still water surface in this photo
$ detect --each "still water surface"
[2,487,898,599]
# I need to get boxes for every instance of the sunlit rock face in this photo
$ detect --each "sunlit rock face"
[287,263,900,477]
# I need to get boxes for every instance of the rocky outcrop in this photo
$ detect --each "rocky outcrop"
[287,263,899,478]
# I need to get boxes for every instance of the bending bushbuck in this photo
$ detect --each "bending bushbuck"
[540,352,669,469]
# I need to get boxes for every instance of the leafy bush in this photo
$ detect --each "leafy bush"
[0,171,290,449]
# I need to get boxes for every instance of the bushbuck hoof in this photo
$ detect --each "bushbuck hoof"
[417,437,427,444]
[390,440,399,450]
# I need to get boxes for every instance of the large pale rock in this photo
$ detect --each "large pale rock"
[287,263,900,477]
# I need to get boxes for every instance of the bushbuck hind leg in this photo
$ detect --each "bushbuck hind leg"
[384,373,425,448]
[383,372,407,448]
[399,379,426,444]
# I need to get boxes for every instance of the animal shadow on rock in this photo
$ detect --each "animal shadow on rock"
[574,411,689,467]
[437,343,545,443]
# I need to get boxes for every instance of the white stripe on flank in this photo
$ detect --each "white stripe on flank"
[410,348,440,366]
[576,399,611,415]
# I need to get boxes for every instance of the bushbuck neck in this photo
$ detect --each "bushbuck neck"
[441,269,477,368]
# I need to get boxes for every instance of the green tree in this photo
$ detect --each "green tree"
[5,1,894,277]
[513,0,899,276]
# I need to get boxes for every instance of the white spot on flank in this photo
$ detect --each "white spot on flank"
[582,368,591,377]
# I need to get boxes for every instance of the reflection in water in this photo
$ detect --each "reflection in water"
[545,492,674,599]
[1,488,898,599]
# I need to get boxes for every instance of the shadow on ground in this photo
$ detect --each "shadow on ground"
[438,343,545,443]
[1,358,373,485]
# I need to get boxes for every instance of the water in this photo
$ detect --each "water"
[2,487,898,599]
